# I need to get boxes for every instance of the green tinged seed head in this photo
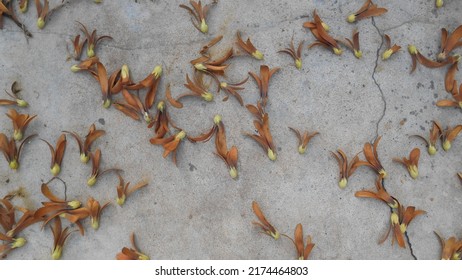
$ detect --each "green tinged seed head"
[37,18,45,29]
[80,153,90,164]
[388,199,399,209]
[71,65,81,72]
[13,130,23,141]
[19,1,28,13]
[87,45,95,58]
[91,218,99,230]
[103,98,112,108]
[321,22,330,32]
[11,237,26,249]
[408,45,418,55]
[117,194,126,206]
[52,246,62,260]
[443,140,451,151]
[9,160,19,170]
[298,145,306,154]
[252,50,264,60]
[138,253,150,260]
[270,230,280,240]
[157,101,165,112]
[16,99,28,107]
[408,165,419,179]
[267,149,277,161]
[436,0,443,8]
[400,223,407,233]
[347,14,356,23]
[354,50,363,59]
[143,112,151,124]
[51,163,61,176]
[200,19,208,34]
[229,167,238,179]
[176,131,186,140]
[213,114,222,125]
[382,49,393,60]
[87,175,97,187]
[201,92,214,102]
[194,63,207,71]
[333,48,343,55]
[295,59,302,69]
[390,212,399,225]
[67,200,81,209]
[121,64,130,80]
[338,178,347,189]
[152,65,162,78]
[428,145,437,155]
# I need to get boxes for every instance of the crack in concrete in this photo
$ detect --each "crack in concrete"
[383,19,440,32]
[371,17,386,141]
[405,232,418,260]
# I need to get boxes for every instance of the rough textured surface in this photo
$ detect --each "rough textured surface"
[0,0,461,260]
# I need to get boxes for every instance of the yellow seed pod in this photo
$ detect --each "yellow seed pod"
[267,149,277,161]
[338,178,347,189]
[442,140,451,151]
[347,14,356,23]
[16,99,28,107]
[87,175,97,187]
[175,131,186,141]
[408,45,418,55]
[117,194,126,206]
[200,19,208,34]
[213,114,222,125]
[51,163,61,176]
[229,167,238,179]
[52,246,62,260]
[428,145,437,155]
[9,160,19,170]
[11,237,26,248]
[37,18,45,29]
[157,101,165,112]
[252,50,264,60]
[103,99,111,109]
[152,65,162,78]
[408,165,419,179]
[382,49,393,60]
[333,48,343,55]
[201,92,214,102]
[67,200,81,209]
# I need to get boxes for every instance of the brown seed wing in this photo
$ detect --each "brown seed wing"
[294,224,304,258]
[227,146,238,168]
[356,7,388,20]
[440,28,448,51]
[416,52,450,68]
[436,99,459,107]
[126,181,148,197]
[188,126,215,143]
[444,25,462,53]
[96,62,109,97]
[409,148,420,166]
[55,134,67,166]
[445,62,459,93]
[354,0,372,15]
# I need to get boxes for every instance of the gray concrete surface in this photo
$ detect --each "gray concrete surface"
[0,0,461,259]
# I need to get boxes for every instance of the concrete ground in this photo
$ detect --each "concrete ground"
[0,0,461,259]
